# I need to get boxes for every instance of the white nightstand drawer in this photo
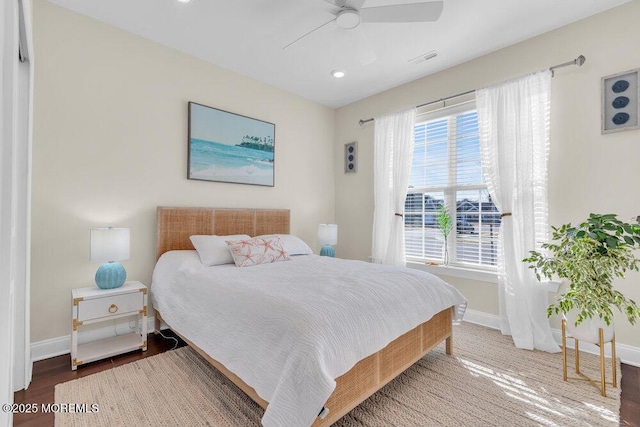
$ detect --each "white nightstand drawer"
[77,292,143,321]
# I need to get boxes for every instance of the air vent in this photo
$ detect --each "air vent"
[408,51,437,65]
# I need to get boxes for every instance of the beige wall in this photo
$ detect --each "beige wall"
[32,0,640,350]
[31,1,335,342]
[335,1,640,348]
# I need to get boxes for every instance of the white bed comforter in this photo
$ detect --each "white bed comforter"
[151,251,467,427]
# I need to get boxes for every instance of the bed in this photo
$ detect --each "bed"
[151,207,466,426]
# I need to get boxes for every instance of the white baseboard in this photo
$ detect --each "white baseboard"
[31,317,157,362]
[31,310,640,368]
[462,309,640,368]
[31,335,71,362]
[462,308,502,330]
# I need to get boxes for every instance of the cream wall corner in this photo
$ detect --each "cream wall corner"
[334,1,640,349]
[31,0,335,342]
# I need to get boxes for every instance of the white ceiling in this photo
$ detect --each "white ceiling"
[47,0,629,108]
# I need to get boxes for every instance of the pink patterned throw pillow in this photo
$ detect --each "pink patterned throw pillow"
[225,236,291,267]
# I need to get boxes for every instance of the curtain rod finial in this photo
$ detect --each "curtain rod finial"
[576,55,586,66]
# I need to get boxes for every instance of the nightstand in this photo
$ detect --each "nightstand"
[71,281,148,370]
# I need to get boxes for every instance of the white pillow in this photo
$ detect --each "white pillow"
[256,234,313,256]
[190,234,251,266]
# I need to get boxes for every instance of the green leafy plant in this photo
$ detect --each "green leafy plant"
[523,213,640,326]
[437,205,453,265]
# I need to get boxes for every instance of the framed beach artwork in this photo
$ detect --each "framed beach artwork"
[188,102,275,186]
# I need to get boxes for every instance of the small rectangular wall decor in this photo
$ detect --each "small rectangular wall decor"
[601,69,639,134]
[188,102,275,186]
[344,141,357,173]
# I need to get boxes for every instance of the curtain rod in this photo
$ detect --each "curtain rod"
[358,55,586,126]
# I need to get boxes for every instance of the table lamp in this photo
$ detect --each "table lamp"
[318,224,338,257]
[90,227,130,289]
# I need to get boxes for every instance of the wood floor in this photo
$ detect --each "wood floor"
[13,331,640,427]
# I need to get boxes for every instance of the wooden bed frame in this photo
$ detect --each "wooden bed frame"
[153,206,454,426]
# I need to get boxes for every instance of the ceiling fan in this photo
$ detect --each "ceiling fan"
[283,0,444,65]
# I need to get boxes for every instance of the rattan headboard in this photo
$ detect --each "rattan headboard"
[156,207,290,260]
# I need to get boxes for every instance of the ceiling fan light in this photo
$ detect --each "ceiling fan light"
[336,9,360,29]
[331,70,346,78]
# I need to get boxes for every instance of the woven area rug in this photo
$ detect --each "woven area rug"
[55,322,620,426]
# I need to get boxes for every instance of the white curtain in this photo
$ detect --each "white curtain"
[1,3,34,423]
[476,70,559,352]
[372,108,416,266]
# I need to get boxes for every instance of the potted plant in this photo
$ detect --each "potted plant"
[436,205,453,266]
[523,213,640,342]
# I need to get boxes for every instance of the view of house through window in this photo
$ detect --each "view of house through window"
[405,105,501,268]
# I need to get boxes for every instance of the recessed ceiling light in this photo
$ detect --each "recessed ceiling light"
[176,0,192,3]
[331,70,346,79]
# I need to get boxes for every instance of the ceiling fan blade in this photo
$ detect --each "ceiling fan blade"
[283,17,336,50]
[360,1,443,23]
[347,25,377,65]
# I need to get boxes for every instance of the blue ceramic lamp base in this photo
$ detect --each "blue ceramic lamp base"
[320,245,335,257]
[95,261,126,289]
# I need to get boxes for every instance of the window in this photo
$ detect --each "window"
[405,104,501,268]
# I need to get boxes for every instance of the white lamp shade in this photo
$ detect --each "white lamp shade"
[90,228,130,262]
[317,224,338,245]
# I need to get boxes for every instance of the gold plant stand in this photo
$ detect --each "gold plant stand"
[561,319,617,397]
